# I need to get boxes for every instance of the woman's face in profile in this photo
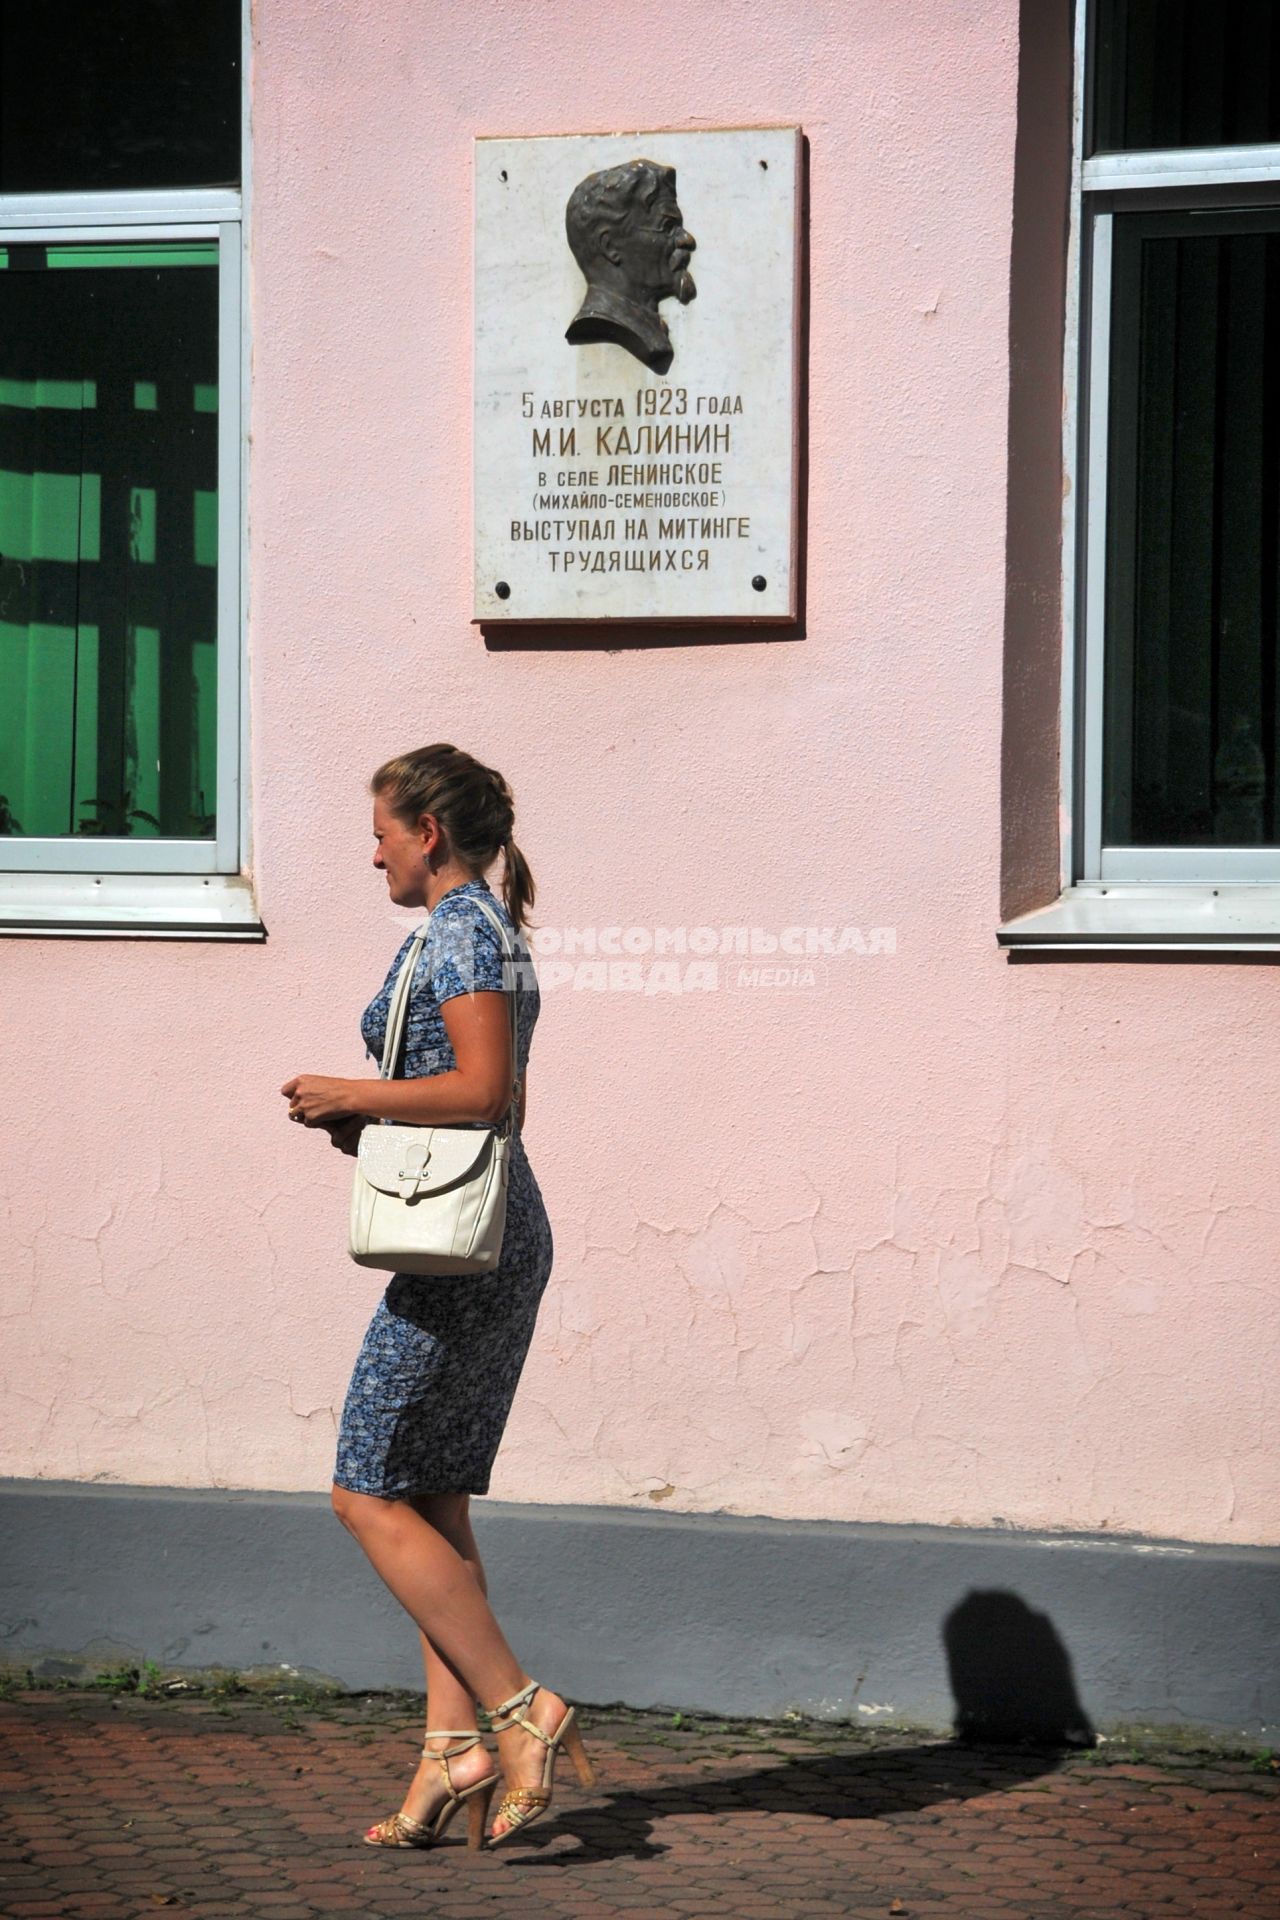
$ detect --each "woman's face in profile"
[371,793,426,908]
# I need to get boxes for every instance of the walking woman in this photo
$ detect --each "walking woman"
[280,744,591,1851]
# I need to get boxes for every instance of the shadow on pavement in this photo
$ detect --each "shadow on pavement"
[511,1737,1075,1866]
[505,1586,1096,1866]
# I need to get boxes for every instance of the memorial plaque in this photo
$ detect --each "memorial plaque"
[474,126,800,623]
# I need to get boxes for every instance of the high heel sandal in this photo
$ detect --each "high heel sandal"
[363,1730,498,1850]
[485,1679,596,1849]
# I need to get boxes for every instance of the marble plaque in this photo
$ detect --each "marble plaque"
[474,126,800,623]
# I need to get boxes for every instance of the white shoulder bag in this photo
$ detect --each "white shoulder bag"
[348,895,519,1276]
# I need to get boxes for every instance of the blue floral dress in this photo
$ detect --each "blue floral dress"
[333,878,553,1498]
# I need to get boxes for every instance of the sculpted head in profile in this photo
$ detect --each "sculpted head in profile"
[564,159,697,375]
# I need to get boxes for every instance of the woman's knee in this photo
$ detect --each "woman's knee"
[331,1482,383,1534]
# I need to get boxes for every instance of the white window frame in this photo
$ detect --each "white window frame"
[0,4,259,940]
[1000,0,1280,952]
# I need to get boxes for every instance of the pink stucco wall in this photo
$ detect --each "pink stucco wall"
[3,0,1277,1547]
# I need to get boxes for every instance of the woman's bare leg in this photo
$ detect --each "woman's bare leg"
[411,1492,489,1734]
[332,1483,524,1694]
[405,1495,581,1840]
[374,1493,496,1827]
[331,1482,573,1840]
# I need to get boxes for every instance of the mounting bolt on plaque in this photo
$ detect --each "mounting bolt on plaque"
[495,581,511,599]
[752,575,767,592]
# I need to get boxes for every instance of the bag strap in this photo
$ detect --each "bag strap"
[379,892,522,1128]
[378,928,428,1083]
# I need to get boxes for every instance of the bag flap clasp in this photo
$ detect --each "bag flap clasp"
[358,1122,496,1198]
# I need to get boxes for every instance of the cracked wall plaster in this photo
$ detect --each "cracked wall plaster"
[1,1,1277,1546]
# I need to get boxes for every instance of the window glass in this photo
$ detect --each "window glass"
[1092,0,1280,152]
[0,244,218,842]
[1103,211,1280,847]
[0,1,240,193]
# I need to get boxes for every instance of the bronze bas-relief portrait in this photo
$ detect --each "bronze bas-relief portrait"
[564,159,697,374]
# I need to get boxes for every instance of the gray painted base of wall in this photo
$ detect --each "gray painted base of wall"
[2,1481,1277,1741]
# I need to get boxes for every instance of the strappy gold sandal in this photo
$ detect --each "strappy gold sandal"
[485,1680,596,1849]
[363,1729,497,1851]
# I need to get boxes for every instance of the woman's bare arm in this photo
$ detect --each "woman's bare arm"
[282,991,514,1128]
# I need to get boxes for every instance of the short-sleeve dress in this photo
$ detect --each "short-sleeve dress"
[333,878,553,1498]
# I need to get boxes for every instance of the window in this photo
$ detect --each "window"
[1002,1,1280,949]
[1096,207,1280,872]
[0,1,257,937]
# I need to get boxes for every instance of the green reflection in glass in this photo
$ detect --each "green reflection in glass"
[130,488,156,566]
[0,242,219,840]
[79,473,100,565]
[0,469,86,562]
[47,245,218,270]
[72,623,99,830]
[130,624,161,835]
[0,376,95,410]
[194,490,218,568]
[0,619,76,835]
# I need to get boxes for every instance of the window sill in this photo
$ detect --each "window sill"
[997,884,1280,955]
[0,871,266,941]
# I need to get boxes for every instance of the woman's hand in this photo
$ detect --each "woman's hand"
[324,1115,366,1157]
[280,1074,355,1127]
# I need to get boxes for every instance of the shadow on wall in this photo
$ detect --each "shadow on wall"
[943,1587,1096,1746]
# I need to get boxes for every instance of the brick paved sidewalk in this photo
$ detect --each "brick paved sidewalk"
[1,1689,1276,1920]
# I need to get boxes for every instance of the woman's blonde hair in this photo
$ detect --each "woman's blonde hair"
[370,744,536,931]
